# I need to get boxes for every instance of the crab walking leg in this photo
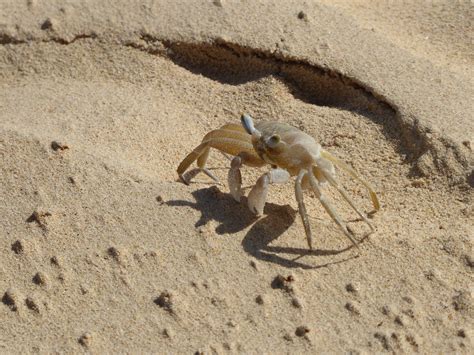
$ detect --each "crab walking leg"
[177,141,218,184]
[295,169,313,249]
[219,123,248,133]
[229,152,269,202]
[195,129,252,181]
[307,171,360,249]
[321,150,380,213]
[206,125,249,163]
[196,128,252,171]
[229,156,244,202]
[177,135,260,184]
[177,126,253,178]
[319,168,375,232]
[247,168,290,215]
[220,152,232,161]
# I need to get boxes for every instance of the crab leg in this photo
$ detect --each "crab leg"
[228,155,244,202]
[246,168,290,215]
[195,129,253,176]
[228,151,268,201]
[318,168,375,232]
[177,128,262,184]
[219,123,248,133]
[176,140,218,184]
[216,123,248,162]
[295,169,313,249]
[307,170,360,249]
[321,150,380,213]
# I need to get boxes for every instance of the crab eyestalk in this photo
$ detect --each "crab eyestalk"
[241,114,261,138]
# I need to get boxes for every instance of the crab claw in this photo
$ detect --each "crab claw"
[241,114,261,138]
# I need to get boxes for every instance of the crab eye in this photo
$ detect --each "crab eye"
[241,114,261,138]
[267,134,280,148]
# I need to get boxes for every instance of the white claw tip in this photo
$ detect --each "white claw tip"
[241,114,255,134]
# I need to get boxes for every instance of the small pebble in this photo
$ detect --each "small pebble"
[452,290,471,312]
[374,332,391,351]
[154,291,174,313]
[394,315,404,326]
[291,297,302,308]
[50,256,61,266]
[41,18,56,30]
[11,240,24,254]
[255,295,264,305]
[57,272,66,283]
[381,305,391,316]
[156,195,164,204]
[80,285,89,295]
[272,274,296,293]
[463,254,473,268]
[107,246,121,259]
[107,246,130,265]
[249,260,258,270]
[51,140,69,151]
[297,11,308,21]
[2,288,20,311]
[457,329,466,338]
[295,325,310,337]
[25,297,40,313]
[345,302,360,315]
[33,271,48,286]
[345,283,358,293]
[27,210,52,228]
[79,332,92,347]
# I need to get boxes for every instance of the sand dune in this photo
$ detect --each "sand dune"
[0,1,472,353]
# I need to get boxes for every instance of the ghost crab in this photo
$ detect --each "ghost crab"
[177,114,380,250]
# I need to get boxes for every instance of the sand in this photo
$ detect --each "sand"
[0,0,472,353]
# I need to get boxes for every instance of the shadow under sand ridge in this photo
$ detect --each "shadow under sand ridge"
[168,186,359,269]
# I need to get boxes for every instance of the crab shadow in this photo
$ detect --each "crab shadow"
[167,186,357,269]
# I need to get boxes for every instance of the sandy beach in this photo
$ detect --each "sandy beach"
[0,0,472,353]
